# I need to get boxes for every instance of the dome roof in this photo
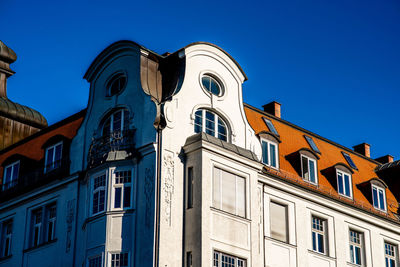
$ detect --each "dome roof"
[0,97,47,128]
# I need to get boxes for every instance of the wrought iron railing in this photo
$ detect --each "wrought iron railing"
[0,158,70,200]
[87,129,135,168]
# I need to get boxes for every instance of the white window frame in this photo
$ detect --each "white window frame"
[0,219,13,258]
[349,229,364,266]
[311,216,328,255]
[372,184,387,212]
[102,109,129,136]
[336,169,353,199]
[91,172,107,216]
[213,250,246,267]
[301,155,318,184]
[2,161,20,191]
[108,251,130,267]
[88,253,103,267]
[28,202,57,248]
[44,141,63,173]
[384,242,398,267]
[261,139,279,169]
[45,204,56,242]
[194,109,229,142]
[212,167,246,218]
[111,168,133,210]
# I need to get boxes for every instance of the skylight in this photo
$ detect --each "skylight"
[304,135,320,154]
[263,117,278,135]
[342,152,358,170]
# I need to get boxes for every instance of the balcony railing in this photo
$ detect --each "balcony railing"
[0,159,70,201]
[87,129,136,168]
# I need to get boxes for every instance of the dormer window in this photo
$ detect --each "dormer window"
[262,139,278,168]
[301,155,317,184]
[2,161,19,190]
[102,109,130,137]
[372,185,386,212]
[337,169,352,198]
[45,142,62,173]
[194,109,228,142]
[106,72,127,97]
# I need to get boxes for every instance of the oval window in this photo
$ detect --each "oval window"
[107,73,127,97]
[201,75,222,96]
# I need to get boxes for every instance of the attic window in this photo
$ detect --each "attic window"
[263,118,278,135]
[107,73,127,97]
[342,152,358,170]
[372,185,386,212]
[304,135,320,154]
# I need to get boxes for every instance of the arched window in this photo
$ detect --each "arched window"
[102,109,130,136]
[194,109,228,141]
[106,73,127,97]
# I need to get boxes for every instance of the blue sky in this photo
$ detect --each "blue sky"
[1,0,399,159]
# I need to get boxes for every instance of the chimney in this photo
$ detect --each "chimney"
[353,143,371,158]
[0,40,17,99]
[375,155,394,164]
[262,101,281,118]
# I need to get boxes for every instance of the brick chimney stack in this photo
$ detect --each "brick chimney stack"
[353,143,371,158]
[262,101,281,118]
[375,155,394,164]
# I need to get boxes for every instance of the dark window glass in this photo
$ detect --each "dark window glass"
[342,152,358,170]
[263,117,278,135]
[201,75,221,96]
[305,135,321,154]
[107,73,127,97]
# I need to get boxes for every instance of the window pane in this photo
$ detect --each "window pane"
[269,143,277,167]
[210,79,220,95]
[202,76,210,90]
[217,118,227,141]
[317,233,324,252]
[54,144,62,167]
[46,147,54,167]
[213,168,221,209]
[205,111,215,136]
[309,160,316,183]
[221,170,236,214]
[113,111,122,132]
[312,232,316,251]
[379,189,385,210]
[114,187,122,208]
[344,174,351,196]
[270,202,288,242]
[262,141,269,164]
[123,186,131,208]
[194,110,203,133]
[236,176,245,217]
[337,173,344,194]
[372,187,378,208]
[4,166,12,184]
[302,156,309,180]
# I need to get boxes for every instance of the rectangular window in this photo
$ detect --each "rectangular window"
[213,251,246,267]
[113,170,132,209]
[187,167,193,209]
[262,140,278,168]
[29,203,57,248]
[385,242,397,267]
[45,142,63,173]
[301,155,317,184]
[342,152,358,170]
[270,201,288,243]
[349,230,363,265]
[186,251,192,267]
[305,135,321,154]
[88,255,103,267]
[337,170,352,198]
[263,117,279,135]
[92,174,106,215]
[110,252,129,267]
[1,219,12,257]
[372,185,386,211]
[213,168,246,217]
[312,216,327,254]
[2,161,19,191]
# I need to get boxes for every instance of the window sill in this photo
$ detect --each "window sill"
[264,236,296,248]
[23,238,57,253]
[307,249,336,260]
[83,209,134,229]
[346,261,363,267]
[210,207,250,222]
[0,255,12,262]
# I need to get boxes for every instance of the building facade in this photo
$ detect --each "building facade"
[0,39,399,267]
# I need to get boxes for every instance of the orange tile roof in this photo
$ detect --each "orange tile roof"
[244,104,399,221]
[0,110,85,183]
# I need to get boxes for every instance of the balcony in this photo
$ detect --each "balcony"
[0,158,70,201]
[87,129,136,168]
